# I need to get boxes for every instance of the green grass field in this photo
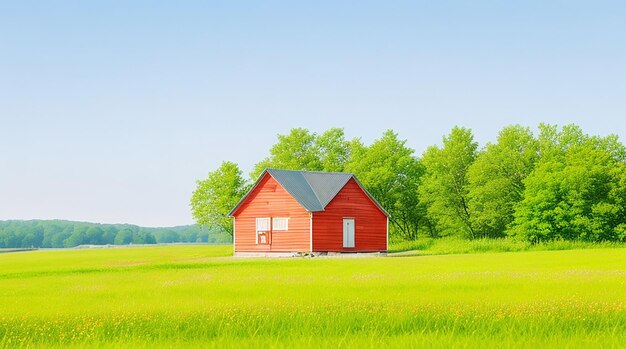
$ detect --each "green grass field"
[1,245,625,348]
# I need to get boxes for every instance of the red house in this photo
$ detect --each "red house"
[228,168,389,256]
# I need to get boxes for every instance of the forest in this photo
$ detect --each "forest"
[191,124,626,243]
[0,220,231,248]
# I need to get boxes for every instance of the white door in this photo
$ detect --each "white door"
[343,218,355,248]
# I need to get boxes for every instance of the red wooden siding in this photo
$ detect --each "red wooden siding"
[233,174,310,252]
[312,178,387,252]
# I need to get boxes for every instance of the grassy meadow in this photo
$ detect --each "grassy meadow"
[1,245,626,348]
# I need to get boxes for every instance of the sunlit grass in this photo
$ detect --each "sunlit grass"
[1,245,625,348]
[389,236,626,255]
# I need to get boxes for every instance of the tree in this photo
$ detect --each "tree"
[346,130,425,240]
[21,233,37,248]
[1,232,21,248]
[64,230,86,247]
[251,128,322,179]
[0,220,231,248]
[19,225,44,247]
[114,228,134,245]
[131,231,156,244]
[156,229,179,243]
[101,229,116,245]
[316,128,352,172]
[250,128,357,179]
[42,223,63,247]
[50,230,71,248]
[419,127,478,238]
[190,161,248,236]
[510,124,626,242]
[467,125,538,238]
[85,226,105,245]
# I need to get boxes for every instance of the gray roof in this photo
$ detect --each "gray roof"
[266,169,328,211]
[229,168,389,216]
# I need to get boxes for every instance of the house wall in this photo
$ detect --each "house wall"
[233,174,311,252]
[312,178,387,252]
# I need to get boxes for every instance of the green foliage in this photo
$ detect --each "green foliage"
[510,124,626,242]
[193,124,626,244]
[467,125,539,238]
[190,161,248,236]
[113,228,134,245]
[419,127,478,238]
[250,128,354,179]
[245,128,427,240]
[251,128,321,178]
[147,225,230,244]
[1,246,626,347]
[346,130,425,240]
[316,128,352,172]
[0,220,229,248]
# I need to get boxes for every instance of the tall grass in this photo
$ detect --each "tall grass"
[389,236,626,255]
[1,245,625,348]
[2,304,625,348]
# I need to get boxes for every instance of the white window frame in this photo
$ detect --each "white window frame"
[272,217,289,231]
[256,217,270,231]
[256,218,271,245]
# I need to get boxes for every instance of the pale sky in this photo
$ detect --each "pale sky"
[1,1,625,227]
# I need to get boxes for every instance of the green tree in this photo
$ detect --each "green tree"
[250,128,356,179]
[346,130,425,240]
[21,233,37,247]
[156,229,179,243]
[420,126,478,238]
[251,128,322,178]
[42,223,63,247]
[467,125,539,238]
[190,161,248,236]
[316,128,352,172]
[101,229,116,245]
[0,220,231,248]
[114,228,134,245]
[85,226,105,245]
[510,124,626,242]
[2,232,21,248]
[50,231,70,248]
[64,230,86,247]
[131,231,156,244]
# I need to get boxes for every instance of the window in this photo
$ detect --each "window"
[256,218,270,231]
[256,218,270,244]
[272,217,289,231]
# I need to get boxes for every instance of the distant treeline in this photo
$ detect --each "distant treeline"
[0,220,231,248]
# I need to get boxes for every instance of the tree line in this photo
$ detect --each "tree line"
[0,220,231,248]
[191,124,626,243]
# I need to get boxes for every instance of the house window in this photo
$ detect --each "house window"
[272,217,289,231]
[256,218,271,244]
[256,217,271,231]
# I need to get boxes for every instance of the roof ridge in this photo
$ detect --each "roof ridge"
[301,171,354,209]
[267,168,354,176]
[300,172,324,209]
[265,169,324,212]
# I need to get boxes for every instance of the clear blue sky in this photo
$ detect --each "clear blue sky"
[1,1,625,227]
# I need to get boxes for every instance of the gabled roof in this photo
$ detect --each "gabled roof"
[228,168,389,217]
